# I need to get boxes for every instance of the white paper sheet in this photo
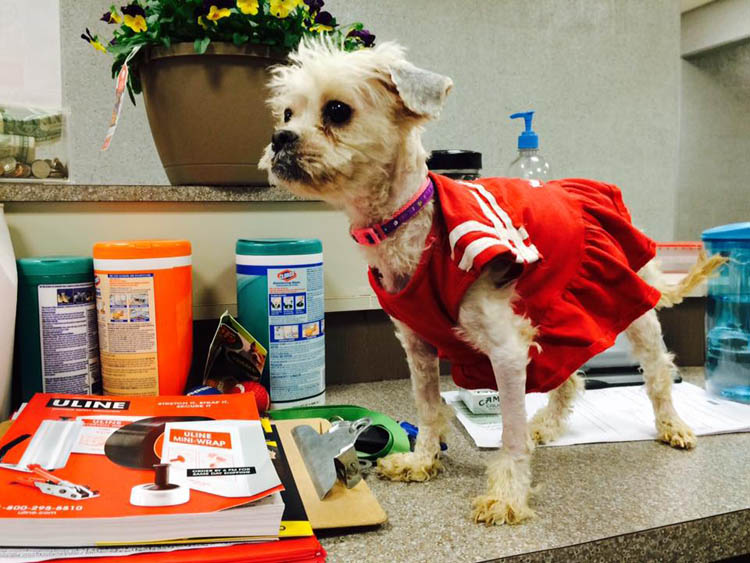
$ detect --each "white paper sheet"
[0,542,247,563]
[442,382,750,449]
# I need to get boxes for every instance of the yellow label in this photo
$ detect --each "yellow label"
[95,273,158,395]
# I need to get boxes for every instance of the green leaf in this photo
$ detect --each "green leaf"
[194,36,211,54]
[126,80,137,106]
[232,32,249,46]
[160,35,171,48]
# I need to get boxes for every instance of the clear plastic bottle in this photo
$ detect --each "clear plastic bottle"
[507,111,551,182]
[0,204,17,419]
[702,223,750,403]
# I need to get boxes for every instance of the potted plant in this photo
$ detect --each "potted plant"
[83,1,375,186]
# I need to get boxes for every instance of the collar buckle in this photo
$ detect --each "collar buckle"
[351,225,386,246]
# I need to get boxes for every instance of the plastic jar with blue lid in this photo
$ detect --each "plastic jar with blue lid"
[236,239,325,409]
[702,222,750,403]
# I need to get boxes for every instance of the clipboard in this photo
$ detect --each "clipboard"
[274,418,388,529]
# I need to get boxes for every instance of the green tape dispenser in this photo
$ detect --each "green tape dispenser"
[268,405,411,460]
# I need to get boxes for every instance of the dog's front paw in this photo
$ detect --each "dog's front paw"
[656,417,697,449]
[471,493,534,526]
[376,452,442,482]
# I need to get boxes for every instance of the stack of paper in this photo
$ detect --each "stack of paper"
[443,382,750,448]
[0,394,326,562]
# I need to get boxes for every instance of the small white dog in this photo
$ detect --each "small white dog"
[260,40,723,525]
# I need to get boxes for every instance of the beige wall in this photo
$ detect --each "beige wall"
[0,0,61,107]
[7,0,685,316]
[4,201,377,319]
[677,42,750,239]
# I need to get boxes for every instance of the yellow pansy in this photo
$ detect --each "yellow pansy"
[123,14,147,32]
[81,28,107,53]
[309,23,332,33]
[269,0,301,19]
[207,5,232,21]
[237,0,259,15]
[100,10,122,24]
[197,15,210,29]
[121,4,148,32]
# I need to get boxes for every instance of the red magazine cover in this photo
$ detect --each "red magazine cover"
[0,394,285,546]
[42,537,327,563]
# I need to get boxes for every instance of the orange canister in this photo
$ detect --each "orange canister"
[93,240,192,396]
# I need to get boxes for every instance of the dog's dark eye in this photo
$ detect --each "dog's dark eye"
[283,108,293,123]
[323,100,352,125]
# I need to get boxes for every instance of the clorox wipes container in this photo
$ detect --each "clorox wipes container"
[236,239,325,408]
[93,240,192,396]
[15,256,99,404]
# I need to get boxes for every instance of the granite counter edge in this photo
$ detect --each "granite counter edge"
[495,507,750,563]
[0,183,307,202]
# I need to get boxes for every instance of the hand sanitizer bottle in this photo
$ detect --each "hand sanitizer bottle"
[507,111,551,183]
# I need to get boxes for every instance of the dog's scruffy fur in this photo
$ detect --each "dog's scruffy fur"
[260,39,724,525]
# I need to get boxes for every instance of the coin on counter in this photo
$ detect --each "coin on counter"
[51,158,68,176]
[12,163,31,178]
[0,156,16,175]
[31,159,51,179]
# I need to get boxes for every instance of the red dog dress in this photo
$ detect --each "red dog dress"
[369,173,661,393]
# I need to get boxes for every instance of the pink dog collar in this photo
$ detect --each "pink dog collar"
[350,178,434,246]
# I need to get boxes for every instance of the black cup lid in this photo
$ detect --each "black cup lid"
[427,150,482,171]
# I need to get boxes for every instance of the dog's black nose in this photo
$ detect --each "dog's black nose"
[272,129,298,152]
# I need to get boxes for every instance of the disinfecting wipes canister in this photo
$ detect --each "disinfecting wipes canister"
[16,256,100,403]
[236,239,324,408]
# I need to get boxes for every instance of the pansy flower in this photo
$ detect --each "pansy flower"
[100,9,122,24]
[201,0,233,22]
[309,11,334,33]
[81,28,107,53]
[348,28,375,47]
[303,0,324,14]
[237,0,259,15]
[121,3,147,33]
[270,0,301,19]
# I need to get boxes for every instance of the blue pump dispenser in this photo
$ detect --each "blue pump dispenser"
[507,110,550,181]
[510,111,539,150]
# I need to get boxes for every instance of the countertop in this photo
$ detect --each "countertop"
[0,182,301,202]
[320,368,750,562]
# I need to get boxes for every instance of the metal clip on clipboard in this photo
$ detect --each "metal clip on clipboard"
[292,417,372,500]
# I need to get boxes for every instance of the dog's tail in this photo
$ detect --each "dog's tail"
[652,250,728,309]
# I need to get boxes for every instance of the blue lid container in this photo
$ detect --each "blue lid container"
[701,223,750,403]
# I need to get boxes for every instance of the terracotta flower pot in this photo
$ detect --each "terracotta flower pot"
[139,43,285,186]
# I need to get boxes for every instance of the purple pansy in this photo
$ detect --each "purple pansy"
[120,3,145,17]
[304,0,324,13]
[348,28,375,47]
[314,10,333,26]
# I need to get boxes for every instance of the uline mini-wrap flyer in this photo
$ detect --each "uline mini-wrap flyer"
[162,419,281,498]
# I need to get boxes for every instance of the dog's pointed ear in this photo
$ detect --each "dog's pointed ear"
[388,60,453,120]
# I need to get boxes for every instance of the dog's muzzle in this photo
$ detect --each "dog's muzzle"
[270,129,309,182]
[271,129,298,153]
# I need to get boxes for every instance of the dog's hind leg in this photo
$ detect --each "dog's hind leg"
[377,320,449,482]
[625,310,696,449]
[458,278,535,525]
[529,372,583,445]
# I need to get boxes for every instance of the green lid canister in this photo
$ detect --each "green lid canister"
[15,256,100,402]
[235,239,324,409]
